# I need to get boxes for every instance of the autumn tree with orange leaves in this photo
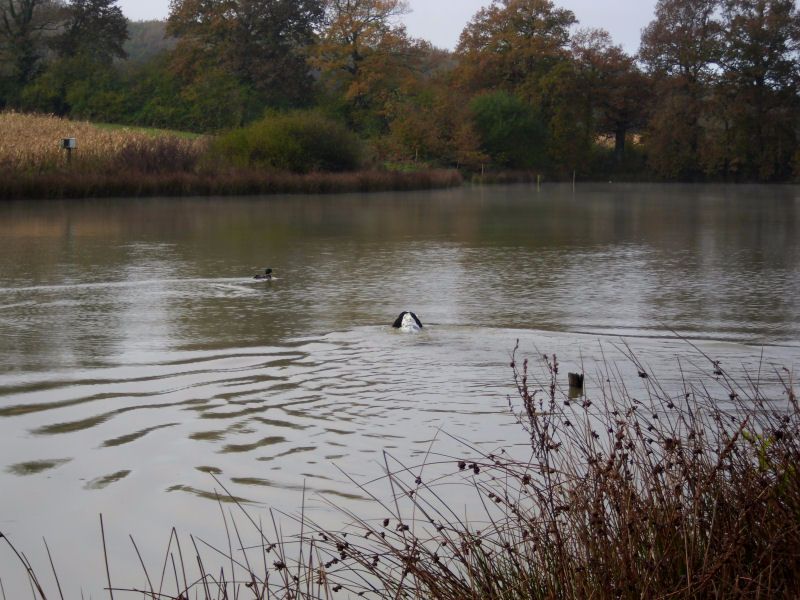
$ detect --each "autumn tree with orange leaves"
[571,29,649,163]
[314,0,418,132]
[455,0,576,100]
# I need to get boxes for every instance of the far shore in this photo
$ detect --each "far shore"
[0,169,465,201]
[4,171,797,202]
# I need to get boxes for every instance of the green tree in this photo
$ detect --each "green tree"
[17,54,125,121]
[54,0,128,61]
[167,0,323,111]
[123,55,193,129]
[470,90,546,169]
[16,0,128,116]
[116,54,248,131]
[0,0,63,104]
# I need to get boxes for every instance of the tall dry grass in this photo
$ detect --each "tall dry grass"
[0,112,207,174]
[0,168,464,199]
[2,344,798,599]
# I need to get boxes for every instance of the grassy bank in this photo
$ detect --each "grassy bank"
[0,112,463,199]
[2,345,798,599]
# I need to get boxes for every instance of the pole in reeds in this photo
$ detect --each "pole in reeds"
[537,174,541,192]
[572,170,576,193]
[61,138,76,165]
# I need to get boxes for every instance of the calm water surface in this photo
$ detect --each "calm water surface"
[0,184,798,595]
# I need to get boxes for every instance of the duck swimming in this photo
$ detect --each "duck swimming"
[392,311,423,333]
[254,268,273,281]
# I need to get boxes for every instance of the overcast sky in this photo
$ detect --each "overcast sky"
[118,0,659,54]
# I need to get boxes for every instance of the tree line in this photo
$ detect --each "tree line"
[1,0,799,182]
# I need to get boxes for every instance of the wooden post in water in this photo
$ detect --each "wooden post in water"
[568,372,584,390]
[572,170,576,193]
[537,174,541,192]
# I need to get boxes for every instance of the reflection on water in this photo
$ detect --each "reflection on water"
[7,457,72,476]
[84,469,131,490]
[0,184,798,595]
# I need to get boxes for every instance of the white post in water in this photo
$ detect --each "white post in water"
[572,169,576,193]
[61,138,76,164]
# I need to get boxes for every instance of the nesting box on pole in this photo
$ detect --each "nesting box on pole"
[61,138,76,163]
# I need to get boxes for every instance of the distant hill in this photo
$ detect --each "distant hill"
[123,20,176,63]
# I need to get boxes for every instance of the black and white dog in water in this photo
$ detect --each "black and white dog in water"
[392,311,423,333]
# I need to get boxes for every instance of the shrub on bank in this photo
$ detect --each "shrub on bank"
[213,111,363,174]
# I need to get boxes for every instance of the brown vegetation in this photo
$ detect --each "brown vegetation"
[0,169,464,200]
[0,113,463,199]
[2,345,798,599]
[0,112,207,173]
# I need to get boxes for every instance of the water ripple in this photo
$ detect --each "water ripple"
[10,325,785,507]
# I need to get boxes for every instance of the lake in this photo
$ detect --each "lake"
[1,184,798,596]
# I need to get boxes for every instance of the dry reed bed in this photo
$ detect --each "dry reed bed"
[2,344,798,599]
[0,169,464,199]
[0,112,207,174]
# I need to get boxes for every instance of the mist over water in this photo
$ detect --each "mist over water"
[0,184,798,595]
